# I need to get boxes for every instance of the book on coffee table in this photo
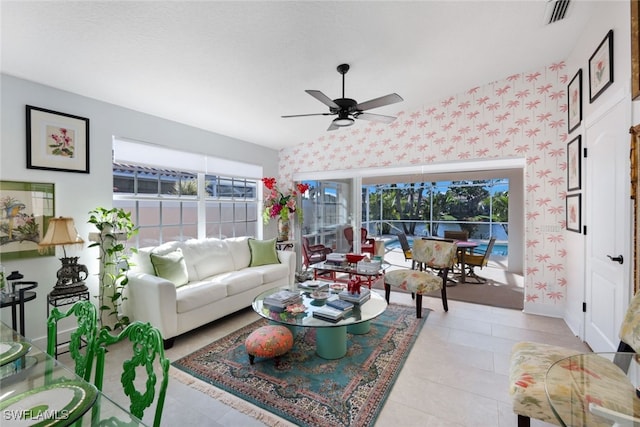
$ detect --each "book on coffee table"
[312,305,346,322]
[326,299,354,313]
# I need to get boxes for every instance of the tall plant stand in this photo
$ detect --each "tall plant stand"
[47,289,90,357]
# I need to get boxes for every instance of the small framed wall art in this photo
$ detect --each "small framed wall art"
[26,105,90,174]
[589,29,614,103]
[0,180,55,260]
[567,69,582,134]
[566,193,582,234]
[567,135,581,191]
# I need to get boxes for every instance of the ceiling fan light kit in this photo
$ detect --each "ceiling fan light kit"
[282,63,403,131]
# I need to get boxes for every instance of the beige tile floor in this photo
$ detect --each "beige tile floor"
[84,249,590,427]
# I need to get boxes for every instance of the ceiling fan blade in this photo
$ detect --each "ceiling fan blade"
[356,93,403,111]
[281,112,333,118]
[306,90,340,109]
[327,121,340,131]
[355,112,397,124]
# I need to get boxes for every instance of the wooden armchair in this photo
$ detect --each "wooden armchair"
[302,236,332,268]
[344,226,375,254]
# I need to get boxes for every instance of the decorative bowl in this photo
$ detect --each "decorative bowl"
[285,303,306,315]
[346,253,366,263]
[329,283,346,293]
[311,290,330,301]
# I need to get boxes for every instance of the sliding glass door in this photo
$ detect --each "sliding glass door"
[299,178,356,253]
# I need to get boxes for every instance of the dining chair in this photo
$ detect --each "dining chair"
[94,321,170,427]
[301,236,333,268]
[463,236,496,283]
[509,290,640,427]
[46,300,99,382]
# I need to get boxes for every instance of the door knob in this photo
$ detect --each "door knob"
[607,255,624,264]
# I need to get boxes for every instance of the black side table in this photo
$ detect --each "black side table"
[47,289,90,357]
[0,281,37,336]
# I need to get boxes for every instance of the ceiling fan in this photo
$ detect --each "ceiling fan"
[282,63,403,131]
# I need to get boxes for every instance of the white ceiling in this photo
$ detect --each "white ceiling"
[1,1,597,151]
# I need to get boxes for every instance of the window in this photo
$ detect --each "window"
[113,163,259,247]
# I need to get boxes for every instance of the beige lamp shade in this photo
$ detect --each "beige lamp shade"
[38,217,84,249]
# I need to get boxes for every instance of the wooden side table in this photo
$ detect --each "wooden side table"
[0,281,37,336]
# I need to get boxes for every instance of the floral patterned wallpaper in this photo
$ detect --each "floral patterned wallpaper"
[279,61,572,310]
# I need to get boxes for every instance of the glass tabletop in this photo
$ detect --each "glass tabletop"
[252,286,387,328]
[545,352,640,426]
[310,260,388,276]
[0,321,148,426]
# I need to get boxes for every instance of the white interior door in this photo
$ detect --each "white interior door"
[584,97,631,352]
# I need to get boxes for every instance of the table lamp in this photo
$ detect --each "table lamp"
[38,217,89,296]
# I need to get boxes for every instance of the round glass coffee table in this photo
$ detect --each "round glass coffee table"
[252,286,387,359]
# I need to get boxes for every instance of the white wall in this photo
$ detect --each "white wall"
[0,74,280,341]
[561,1,630,336]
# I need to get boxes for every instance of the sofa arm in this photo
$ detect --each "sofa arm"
[123,272,178,339]
[277,250,296,285]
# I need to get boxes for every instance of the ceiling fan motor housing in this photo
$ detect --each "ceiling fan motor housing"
[330,98,358,115]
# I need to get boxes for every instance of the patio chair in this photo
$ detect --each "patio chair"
[395,232,415,269]
[443,230,469,241]
[343,226,375,254]
[94,321,170,427]
[47,300,98,381]
[509,290,640,426]
[464,237,496,283]
[302,236,332,268]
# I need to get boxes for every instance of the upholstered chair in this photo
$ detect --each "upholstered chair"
[384,239,457,316]
[509,291,640,426]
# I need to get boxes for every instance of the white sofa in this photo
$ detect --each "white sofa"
[123,236,295,348]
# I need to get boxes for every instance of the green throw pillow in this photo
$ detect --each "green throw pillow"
[150,248,189,287]
[248,238,280,267]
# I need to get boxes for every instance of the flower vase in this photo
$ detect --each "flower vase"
[277,217,290,242]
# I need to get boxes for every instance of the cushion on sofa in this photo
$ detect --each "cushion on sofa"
[176,280,228,313]
[248,238,280,267]
[187,238,235,280]
[209,270,264,296]
[150,248,189,287]
[246,263,290,284]
[225,236,252,269]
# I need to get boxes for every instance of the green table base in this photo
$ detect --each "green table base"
[316,326,347,359]
[347,320,371,335]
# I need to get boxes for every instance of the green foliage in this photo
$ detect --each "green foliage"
[367,180,508,237]
[88,207,139,331]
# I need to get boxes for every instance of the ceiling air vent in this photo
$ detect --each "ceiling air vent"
[543,0,571,25]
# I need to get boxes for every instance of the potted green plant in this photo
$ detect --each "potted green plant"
[88,207,138,331]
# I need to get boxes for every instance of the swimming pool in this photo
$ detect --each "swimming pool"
[385,236,508,256]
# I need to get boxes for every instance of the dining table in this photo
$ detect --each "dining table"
[0,321,148,426]
[453,240,479,284]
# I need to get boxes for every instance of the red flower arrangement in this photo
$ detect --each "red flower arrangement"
[262,177,310,224]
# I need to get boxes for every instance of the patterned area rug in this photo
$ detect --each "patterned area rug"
[171,303,427,427]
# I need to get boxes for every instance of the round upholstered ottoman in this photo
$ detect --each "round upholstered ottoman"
[245,325,294,365]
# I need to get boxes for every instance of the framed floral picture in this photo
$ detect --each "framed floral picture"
[26,105,90,174]
[0,181,55,260]
[589,29,614,103]
[567,69,582,134]
[566,193,582,234]
[567,135,582,191]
